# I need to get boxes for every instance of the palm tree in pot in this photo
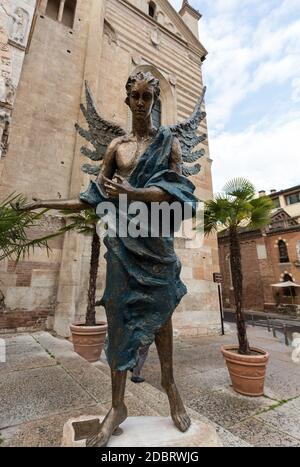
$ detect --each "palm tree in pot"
[204,178,273,396]
[61,208,107,362]
[0,195,107,362]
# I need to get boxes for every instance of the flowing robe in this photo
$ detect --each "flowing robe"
[80,127,197,370]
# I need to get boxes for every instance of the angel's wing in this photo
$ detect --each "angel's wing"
[75,82,127,177]
[169,87,207,177]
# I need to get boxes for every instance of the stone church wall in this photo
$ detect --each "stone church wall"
[0,0,220,336]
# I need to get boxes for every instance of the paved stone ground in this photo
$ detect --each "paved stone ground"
[0,326,299,447]
[143,326,300,447]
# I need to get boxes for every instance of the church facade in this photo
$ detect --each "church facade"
[0,0,221,337]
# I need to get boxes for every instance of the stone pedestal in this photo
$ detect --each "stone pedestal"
[62,415,222,447]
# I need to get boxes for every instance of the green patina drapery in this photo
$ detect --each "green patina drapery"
[80,127,197,371]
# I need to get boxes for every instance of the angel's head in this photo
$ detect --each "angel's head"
[125,72,160,120]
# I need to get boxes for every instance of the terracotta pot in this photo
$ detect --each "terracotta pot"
[70,322,108,363]
[221,345,269,397]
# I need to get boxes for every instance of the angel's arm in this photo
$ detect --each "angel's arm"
[97,139,118,180]
[15,198,88,212]
[169,136,183,175]
[95,137,125,197]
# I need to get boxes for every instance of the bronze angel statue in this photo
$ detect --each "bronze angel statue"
[22,71,207,447]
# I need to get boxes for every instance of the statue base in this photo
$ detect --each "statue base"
[62,415,222,447]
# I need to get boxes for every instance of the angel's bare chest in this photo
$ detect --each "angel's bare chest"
[115,140,152,177]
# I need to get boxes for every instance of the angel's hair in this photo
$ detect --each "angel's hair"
[125,71,161,106]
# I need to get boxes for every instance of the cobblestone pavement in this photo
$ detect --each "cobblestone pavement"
[0,325,299,447]
[143,325,300,447]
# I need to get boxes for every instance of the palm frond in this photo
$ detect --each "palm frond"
[0,194,101,264]
[204,197,232,235]
[204,179,273,236]
[59,208,98,236]
[248,196,273,229]
[223,178,256,201]
[0,194,52,262]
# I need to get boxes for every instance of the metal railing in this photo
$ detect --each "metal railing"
[246,313,298,346]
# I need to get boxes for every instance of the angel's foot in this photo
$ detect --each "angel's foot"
[163,382,191,432]
[86,404,127,447]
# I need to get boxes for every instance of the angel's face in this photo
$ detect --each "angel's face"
[129,81,155,120]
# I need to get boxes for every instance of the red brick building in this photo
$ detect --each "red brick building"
[218,186,300,314]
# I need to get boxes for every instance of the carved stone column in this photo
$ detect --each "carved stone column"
[39,0,48,15]
[58,0,65,22]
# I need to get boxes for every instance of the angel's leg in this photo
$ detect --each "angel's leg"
[86,369,128,447]
[155,318,191,432]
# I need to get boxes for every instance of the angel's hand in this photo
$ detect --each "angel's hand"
[11,197,42,212]
[103,175,138,199]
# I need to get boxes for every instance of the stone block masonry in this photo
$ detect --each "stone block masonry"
[0,0,221,335]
